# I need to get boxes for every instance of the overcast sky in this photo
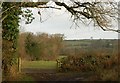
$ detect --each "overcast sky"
[19,1,118,40]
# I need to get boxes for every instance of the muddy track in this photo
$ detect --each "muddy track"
[22,68,93,81]
[22,68,57,73]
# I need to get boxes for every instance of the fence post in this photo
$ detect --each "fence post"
[18,56,21,72]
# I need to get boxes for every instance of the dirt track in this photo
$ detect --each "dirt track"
[22,68,57,73]
[22,68,93,81]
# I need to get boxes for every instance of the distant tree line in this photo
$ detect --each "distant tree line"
[18,32,64,61]
[60,39,118,56]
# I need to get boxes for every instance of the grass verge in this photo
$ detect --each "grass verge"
[22,60,57,69]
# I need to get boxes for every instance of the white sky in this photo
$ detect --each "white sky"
[19,1,119,40]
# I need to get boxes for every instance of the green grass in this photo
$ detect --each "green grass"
[22,60,57,69]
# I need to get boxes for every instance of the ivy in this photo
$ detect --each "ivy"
[2,2,45,80]
[2,2,22,79]
[21,8,35,24]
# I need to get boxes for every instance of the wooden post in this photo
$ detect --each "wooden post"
[18,56,21,73]
[56,59,59,68]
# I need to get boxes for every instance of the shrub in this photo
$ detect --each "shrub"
[59,53,118,73]
[59,55,99,72]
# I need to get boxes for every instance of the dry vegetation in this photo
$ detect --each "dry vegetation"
[59,44,119,81]
[17,33,119,81]
[18,32,64,61]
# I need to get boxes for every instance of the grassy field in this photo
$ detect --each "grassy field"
[22,56,67,69]
[22,60,57,69]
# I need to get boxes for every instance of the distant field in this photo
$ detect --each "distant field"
[62,39,117,52]
[64,40,91,48]
[64,39,117,47]
[22,56,68,70]
[22,60,57,69]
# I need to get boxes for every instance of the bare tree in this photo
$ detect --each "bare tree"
[1,1,120,32]
[54,1,119,32]
[24,0,120,32]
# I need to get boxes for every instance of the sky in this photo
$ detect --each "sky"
[19,1,119,40]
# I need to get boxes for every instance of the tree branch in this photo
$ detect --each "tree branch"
[37,6,61,10]
[1,2,119,33]
[55,1,120,33]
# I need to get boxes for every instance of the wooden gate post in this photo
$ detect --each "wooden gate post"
[18,56,21,72]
